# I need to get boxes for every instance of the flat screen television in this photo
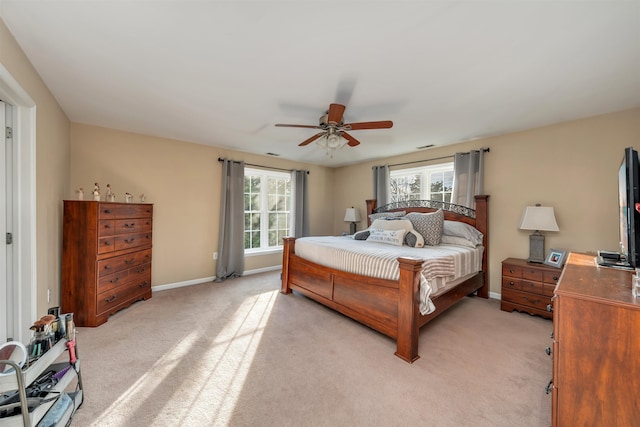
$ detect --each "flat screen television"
[617,147,640,268]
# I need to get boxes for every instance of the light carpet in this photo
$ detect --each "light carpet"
[69,271,552,427]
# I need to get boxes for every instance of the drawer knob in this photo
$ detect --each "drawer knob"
[109,276,120,284]
[124,223,135,228]
[547,304,553,312]
[104,265,111,270]
[139,281,149,288]
[137,268,146,274]
[524,296,541,304]
[104,209,112,214]
[125,258,135,265]
[509,269,515,274]
[104,241,112,246]
[545,380,553,395]
[105,294,117,303]
[545,347,551,356]
[553,276,559,281]
[104,224,111,229]
[125,238,135,244]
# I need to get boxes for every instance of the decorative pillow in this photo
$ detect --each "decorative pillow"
[405,210,444,246]
[404,229,425,248]
[353,230,370,240]
[370,218,413,232]
[366,228,407,246]
[440,234,477,248]
[368,210,406,223]
[443,220,484,246]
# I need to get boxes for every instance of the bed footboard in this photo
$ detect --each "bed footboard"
[281,237,423,362]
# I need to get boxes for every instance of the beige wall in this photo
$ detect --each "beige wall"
[334,108,640,295]
[70,123,334,286]
[0,19,71,314]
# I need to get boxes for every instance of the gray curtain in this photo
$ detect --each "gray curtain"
[372,165,390,207]
[215,159,245,282]
[291,170,309,238]
[451,149,485,209]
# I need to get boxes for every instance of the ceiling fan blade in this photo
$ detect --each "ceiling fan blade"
[299,132,326,146]
[342,132,361,147]
[346,120,393,130]
[327,103,346,124]
[275,124,322,129]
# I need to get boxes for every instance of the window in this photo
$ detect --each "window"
[244,168,291,252]
[390,163,454,203]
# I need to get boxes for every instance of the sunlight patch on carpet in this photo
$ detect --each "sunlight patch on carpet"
[88,289,278,426]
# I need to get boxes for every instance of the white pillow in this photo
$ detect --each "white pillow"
[440,235,477,248]
[443,221,484,246]
[370,218,413,232]
[366,228,407,246]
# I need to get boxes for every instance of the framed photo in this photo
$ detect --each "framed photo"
[544,249,567,268]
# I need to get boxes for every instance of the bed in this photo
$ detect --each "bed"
[281,195,489,363]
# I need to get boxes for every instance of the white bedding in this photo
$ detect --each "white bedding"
[294,236,483,315]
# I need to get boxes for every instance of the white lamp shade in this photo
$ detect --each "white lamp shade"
[344,207,361,222]
[519,206,559,232]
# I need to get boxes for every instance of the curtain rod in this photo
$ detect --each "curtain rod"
[217,157,309,174]
[383,147,490,169]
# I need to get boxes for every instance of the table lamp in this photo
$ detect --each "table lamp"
[519,204,559,263]
[344,207,361,235]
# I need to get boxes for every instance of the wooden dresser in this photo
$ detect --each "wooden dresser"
[552,252,640,426]
[500,258,561,319]
[62,201,153,327]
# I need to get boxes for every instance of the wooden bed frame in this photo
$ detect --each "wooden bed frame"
[281,195,489,363]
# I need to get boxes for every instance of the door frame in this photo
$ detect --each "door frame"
[0,64,37,343]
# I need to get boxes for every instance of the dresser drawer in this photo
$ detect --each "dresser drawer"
[502,288,551,311]
[97,273,151,315]
[115,218,152,235]
[98,263,151,295]
[113,204,153,219]
[98,236,116,254]
[99,220,115,237]
[114,232,152,251]
[97,248,152,277]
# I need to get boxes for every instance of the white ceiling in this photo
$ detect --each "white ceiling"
[1,1,639,167]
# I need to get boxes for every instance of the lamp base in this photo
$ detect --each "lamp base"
[350,222,356,235]
[527,232,545,263]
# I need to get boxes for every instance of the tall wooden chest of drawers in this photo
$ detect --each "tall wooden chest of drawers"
[62,201,153,327]
[500,257,561,319]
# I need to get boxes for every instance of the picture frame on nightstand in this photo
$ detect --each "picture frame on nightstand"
[544,248,567,268]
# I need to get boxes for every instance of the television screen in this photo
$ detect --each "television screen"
[618,147,640,268]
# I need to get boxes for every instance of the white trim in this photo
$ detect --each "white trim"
[151,265,282,292]
[244,247,283,257]
[489,291,500,300]
[0,64,37,343]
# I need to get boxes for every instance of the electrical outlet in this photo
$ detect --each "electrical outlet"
[47,288,51,303]
[213,252,218,260]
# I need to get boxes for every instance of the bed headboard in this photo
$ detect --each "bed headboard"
[366,195,489,293]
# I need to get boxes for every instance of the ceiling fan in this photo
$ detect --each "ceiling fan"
[275,103,393,154]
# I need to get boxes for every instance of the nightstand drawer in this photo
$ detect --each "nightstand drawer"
[523,266,543,281]
[543,270,561,285]
[502,264,522,278]
[502,288,551,311]
[521,280,543,294]
[502,277,522,291]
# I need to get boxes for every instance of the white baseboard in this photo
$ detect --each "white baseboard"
[152,265,282,293]
[489,291,501,300]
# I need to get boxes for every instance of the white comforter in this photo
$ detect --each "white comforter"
[294,236,483,315]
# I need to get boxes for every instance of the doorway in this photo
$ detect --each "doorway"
[0,64,37,343]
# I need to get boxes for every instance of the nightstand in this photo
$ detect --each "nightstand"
[500,257,562,319]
